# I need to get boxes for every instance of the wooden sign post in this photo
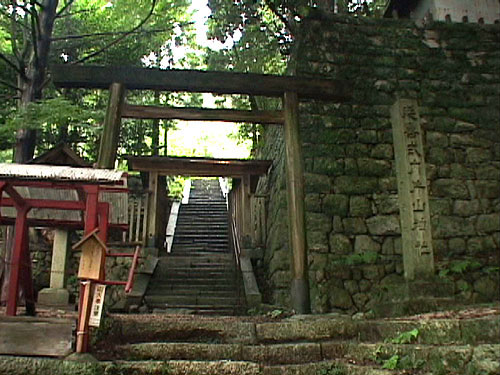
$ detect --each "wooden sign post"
[72,228,107,353]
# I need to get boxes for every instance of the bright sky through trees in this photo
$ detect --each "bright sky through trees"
[167,0,251,160]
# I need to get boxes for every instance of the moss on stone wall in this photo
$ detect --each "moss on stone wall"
[258,14,499,313]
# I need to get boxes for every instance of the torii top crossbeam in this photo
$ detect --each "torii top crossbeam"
[50,64,351,101]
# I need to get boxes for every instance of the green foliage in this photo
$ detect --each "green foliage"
[168,176,186,200]
[51,0,194,66]
[317,363,347,375]
[484,266,500,275]
[390,328,419,344]
[439,259,482,278]
[0,149,12,163]
[382,354,399,369]
[344,251,378,265]
[2,96,102,160]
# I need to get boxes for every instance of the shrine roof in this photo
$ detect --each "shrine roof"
[0,163,124,184]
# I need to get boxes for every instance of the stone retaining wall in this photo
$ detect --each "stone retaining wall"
[258,14,499,313]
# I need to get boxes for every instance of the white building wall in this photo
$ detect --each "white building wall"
[413,0,500,24]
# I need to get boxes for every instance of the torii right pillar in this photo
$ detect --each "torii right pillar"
[283,91,311,314]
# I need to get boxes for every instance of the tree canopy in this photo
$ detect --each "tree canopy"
[0,0,194,162]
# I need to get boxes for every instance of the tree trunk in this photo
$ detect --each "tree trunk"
[14,0,59,162]
[3,0,59,311]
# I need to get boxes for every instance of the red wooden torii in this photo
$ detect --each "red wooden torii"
[0,163,126,317]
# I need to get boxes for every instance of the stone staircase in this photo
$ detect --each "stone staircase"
[2,306,498,374]
[143,179,244,315]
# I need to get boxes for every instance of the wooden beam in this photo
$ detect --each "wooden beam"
[126,156,272,178]
[0,316,73,357]
[50,64,351,101]
[97,83,125,169]
[122,104,284,125]
[146,171,160,247]
[283,91,311,314]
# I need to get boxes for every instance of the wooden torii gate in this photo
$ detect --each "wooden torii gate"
[51,64,352,314]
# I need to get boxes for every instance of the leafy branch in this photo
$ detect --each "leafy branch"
[70,0,158,65]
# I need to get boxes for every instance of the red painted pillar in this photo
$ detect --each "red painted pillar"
[6,205,30,316]
[77,184,101,353]
[84,185,99,234]
[20,232,35,316]
[98,202,109,244]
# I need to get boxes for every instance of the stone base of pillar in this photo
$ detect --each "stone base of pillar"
[37,288,70,306]
[371,278,455,318]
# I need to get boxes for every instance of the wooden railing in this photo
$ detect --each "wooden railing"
[124,190,149,245]
[227,179,263,306]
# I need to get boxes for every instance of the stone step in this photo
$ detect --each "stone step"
[170,245,231,252]
[174,229,228,236]
[0,357,413,375]
[144,295,240,306]
[101,312,500,346]
[180,204,227,209]
[162,254,234,262]
[151,272,236,280]
[155,263,235,271]
[149,277,237,286]
[146,288,236,297]
[156,263,234,271]
[170,251,231,256]
[106,341,500,372]
[174,236,228,242]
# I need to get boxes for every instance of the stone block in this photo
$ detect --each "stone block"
[352,293,370,309]
[448,238,467,254]
[328,287,353,309]
[371,144,394,159]
[305,173,331,193]
[450,164,475,179]
[306,212,332,232]
[477,213,500,233]
[334,176,379,195]
[453,200,481,216]
[366,215,400,235]
[349,196,372,217]
[358,130,378,144]
[475,180,500,198]
[329,234,352,255]
[342,218,368,234]
[323,194,349,217]
[362,265,385,280]
[378,177,398,192]
[431,179,470,199]
[381,238,394,255]
[307,231,329,253]
[305,194,322,212]
[344,158,358,175]
[474,277,500,300]
[466,147,492,163]
[357,158,391,177]
[374,194,399,214]
[476,165,500,180]
[37,288,69,306]
[432,216,475,238]
[426,131,449,147]
[354,235,381,253]
[429,198,453,216]
[427,147,453,165]
[313,158,344,176]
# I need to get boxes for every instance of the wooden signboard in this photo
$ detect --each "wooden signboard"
[73,228,107,280]
[89,284,106,327]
